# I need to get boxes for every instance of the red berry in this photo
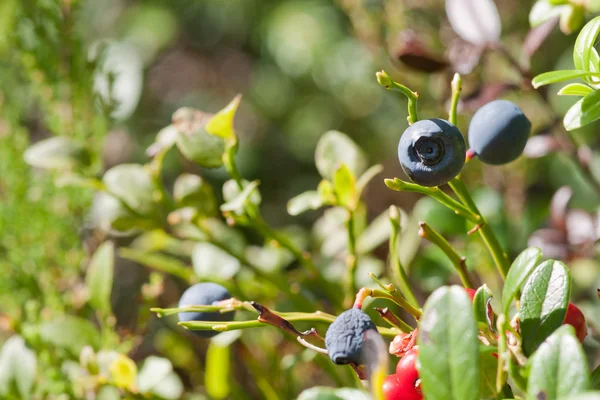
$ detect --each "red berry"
[465,288,476,301]
[382,375,403,400]
[563,303,587,343]
[393,348,423,400]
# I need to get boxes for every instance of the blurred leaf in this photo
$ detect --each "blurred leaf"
[520,260,570,356]
[24,137,89,171]
[561,393,600,400]
[200,218,247,255]
[56,175,105,191]
[109,354,138,392]
[529,1,565,27]
[418,286,479,400]
[563,90,600,130]
[0,335,37,399]
[119,248,194,283]
[173,108,225,168]
[558,83,594,96]
[502,247,543,313]
[192,242,240,280]
[205,95,241,139]
[527,325,590,399]
[103,164,156,215]
[287,191,323,216]
[173,174,217,217]
[396,31,450,73]
[90,192,158,233]
[220,180,260,214]
[244,245,293,273]
[574,16,600,71]
[146,125,179,157]
[315,130,367,180]
[445,0,501,45]
[532,70,600,88]
[39,316,100,356]
[592,365,600,390]
[524,134,561,158]
[559,4,584,35]
[356,164,383,195]
[297,387,372,400]
[205,338,233,399]
[86,241,114,315]
[137,356,183,400]
[333,164,356,209]
[356,210,395,254]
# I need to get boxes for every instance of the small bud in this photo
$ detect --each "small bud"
[376,70,393,88]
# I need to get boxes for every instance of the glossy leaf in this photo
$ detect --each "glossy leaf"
[574,16,600,72]
[24,137,90,171]
[502,247,543,313]
[445,0,501,46]
[287,191,323,216]
[527,325,590,399]
[520,260,571,356]
[558,83,594,96]
[418,286,479,400]
[314,130,367,180]
[564,90,600,131]
[85,241,114,315]
[532,70,600,88]
[473,285,494,327]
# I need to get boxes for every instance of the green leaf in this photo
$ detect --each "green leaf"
[479,346,498,399]
[529,0,566,28]
[356,210,394,254]
[119,248,195,283]
[520,260,571,356]
[220,180,260,214]
[205,95,241,139]
[564,90,600,130]
[192,242,240,280]
[592,365,600,390]
[502,247,543,314]
[173,108,225,168]
[103,164,156,216]
[558,83,594,96]
[527,325,590,399]
[473,285,494,327]
[561,393,600,400]
[0,336,37,399]
[24,137,90,171]
[205,332,240,400]
[532,70,600,88]
[418,286,479,400]
[39,316,100,356]
[574,16,600,71]
[91,193,159,233]
[559,4,585,35]
[85,241,114,315]
[315,130,367,180]
[287,191,323,216]
[173,173,217,217]
[297,387,372,400]
[333,164,356,209]
[137,357,183,400]
[146,125,178,157]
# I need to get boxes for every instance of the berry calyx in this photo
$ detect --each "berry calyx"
[563,303,587,343]
[398,118,466,187]
[178,282,234,338]
[468,99,531,165]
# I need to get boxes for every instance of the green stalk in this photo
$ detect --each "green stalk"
[376,70,419,125]
[344,209,359,307]
[449,73,462,126]
[418,222,474,288]
[388,206,419,307]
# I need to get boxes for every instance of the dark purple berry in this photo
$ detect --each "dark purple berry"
[468,100,531,165]
[398,119,466,187]
[325,308,377,365]
[178,282,233,338]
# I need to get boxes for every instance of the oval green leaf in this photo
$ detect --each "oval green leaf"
[564,90,600,131]
[86,241,115,316]
[502,247,543,313]
[103,164,156,216]
[315,130,367,180]
[418,286,479,400]
[520,260,571,356]
[532,70,600,88]
[527,325,590,399]
[574,16,600,71]
[558,83,594,96]
[473,285,494,327]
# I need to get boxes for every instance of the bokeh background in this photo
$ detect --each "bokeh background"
[3,0,600,399]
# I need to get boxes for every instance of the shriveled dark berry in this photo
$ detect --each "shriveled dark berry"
[468,100,531,165]
[398,119,466,187]
[178,282,234,338]
[325,308,377,365]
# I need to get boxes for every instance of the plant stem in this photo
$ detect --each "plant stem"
[376,70,419,125]
[448,177,510,278]
[449,73,462,126]
[344,209,359,307]
[418,222,474,288]
[388,206,419,307]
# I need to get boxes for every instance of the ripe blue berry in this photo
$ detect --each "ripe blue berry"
[325,308,377,365]
[398,119,466,187]
[468,100,531,165]
[178,282,234,338]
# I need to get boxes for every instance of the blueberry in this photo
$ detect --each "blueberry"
[178,282,234,338]
[398,118,466,187]
[325,308,377,365]
[468,100,531,165]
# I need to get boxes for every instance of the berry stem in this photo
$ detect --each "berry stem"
[388,206,420,307]
[376,70,419,125]
[418,222,474,288]
[448,177,511,278]
[345,209,359,308]
[449,73,462,126]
